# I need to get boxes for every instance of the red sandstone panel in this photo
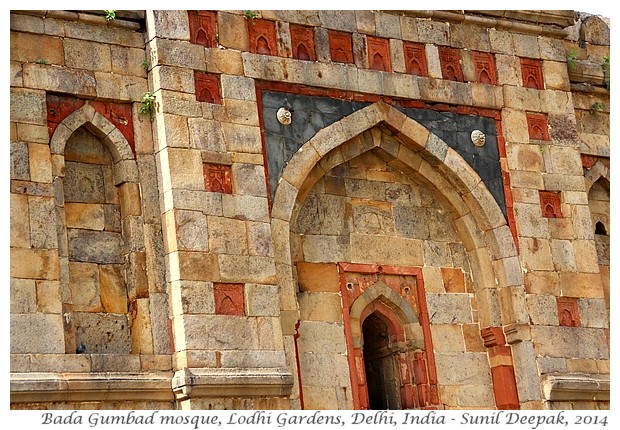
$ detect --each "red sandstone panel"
[366,36,392,72]
[188,10,217,48]
[520,58,544,90]
[473,51,497,85]
[203,163,232,193]
[438,46,464,82]
[248,18,277,56]
[403,41,428,77]
[526,112,550,140]
[290,24,316,61]
[329,30,354,64]
[214,283,245,316]
[539,190,563,218]
[557,297,581,327]
[194,71,222,104]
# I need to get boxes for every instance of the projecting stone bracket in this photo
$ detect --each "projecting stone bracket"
[171,367,294,401]
[542,373,610,402]
[10,372,174,403]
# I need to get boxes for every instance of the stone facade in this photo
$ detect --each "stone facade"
[10,10,609,410]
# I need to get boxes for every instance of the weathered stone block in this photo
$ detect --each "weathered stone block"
[204,48,244,75]
[64,38,112,72]
[156,89,202,118]
[10,31,64,65]
[10,12,45,33]
[10,278,37,314]
[301,234,349,263]
[148,10,190,40]
[182,314,258,350]
[217,12,249,51]
[435,352,492,386]
[550,239,577,271]
[431,324,465,352]
[543,61,570,91]
[450,23,490,51]
[35,280,61,314]
[74,312,131,354]
[10,193,30,248]
[68,261,101,311]
[526,294,558,325]
[351,233,423,267]
[28,195,57,249]
[151,38,205,70]
[23,63,96,98]
[427,293,473,324]
[99,264,128,314]
[559,272,603,299]
[247,221,274,257]
[578,298,608,329]
[10,314,65,353]
[222,194,269,222]
[298,292,343,323]
[111,46,147,78]
[152,65,195,94]
[130,298,154,354]
[531,326,608,359]
[218,254,276,284]
[95,72,147,102]
[417,20,449,45]
[11,141,30,181]
[296,262,340,293]
[222,123,262,154]
[11,247,60,280]
[231,163,268,197]
[10,87,47,125]
[297,320,346,354]
[64,203,105,230]
[68,229,124,264]
[65,21,143,48]
[245,284,280,317]
[207,215,247,255]
[162,148,204,191]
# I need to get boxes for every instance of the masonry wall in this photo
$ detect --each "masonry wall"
[10,10,610,410]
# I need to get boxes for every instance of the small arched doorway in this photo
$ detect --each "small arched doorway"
[362,312,401,409]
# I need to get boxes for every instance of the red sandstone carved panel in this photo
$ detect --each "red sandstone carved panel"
[214,283,245,316]
[46,94,85,137]
[539,191,563,219]
[520,58,544,90]
[438,47,464,82]
[403,41,428,77]
[557,297,580,327]
[188,10,217,48]
[473,51,497,85]
[194,71,222,104]
[290,24,316,61]
[203,163,232,193]
[248,18,277,56]
[366,36,392,72]
[526,113,550,141]
[329,30,354,64]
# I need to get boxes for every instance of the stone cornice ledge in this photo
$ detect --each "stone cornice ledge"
[172,367,294,401]
[542,372,610,402]
[10,372,174,403]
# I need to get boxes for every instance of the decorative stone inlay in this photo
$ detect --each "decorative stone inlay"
[438,46,464,82]
[203,163,232,193]
[539,190,563,218]
[290,24,316,61]
[366,36,392,72]
[188,10,217,48]
[471,129,486,147]
[403,41,428,76]
[194,71,222,104]
[520,58,544,90]
[557,297,580,327]
[213,283,245,316]
[276,107,292,125]
[328,30,354,64]
[526,113,549,141]
[248,18,277,56]
[473,51,497,85]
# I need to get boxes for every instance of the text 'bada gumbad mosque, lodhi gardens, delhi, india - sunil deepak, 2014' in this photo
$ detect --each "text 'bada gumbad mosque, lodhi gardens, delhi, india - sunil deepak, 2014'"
[9,9,610,410]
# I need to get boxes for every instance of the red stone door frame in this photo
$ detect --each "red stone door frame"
[338,263,439,410]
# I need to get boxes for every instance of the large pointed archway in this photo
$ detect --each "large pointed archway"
[271,101,527,409]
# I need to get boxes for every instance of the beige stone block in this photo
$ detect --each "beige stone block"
[176,251,220,282]
[64,21,142,47]
[220,74,256,101]
[10,61,22,87]
[10,12,45,32]
[182,314,259,350]
[36,280,62,314]
[531,326,608,359]
[541,90,573,115]
[417,20,449,45]
[578,298,608,329]
[22,63,96,98]
[550,239,577,272]
[10,193,30,248]
[566,358,599,374]
[16,123,48,144]
[217,12,249,51]
[513,202,549,238]
[431,324,465,352]
[95,72,147,102]
[218,254,276,284]
[424,44,442,79]
[298,292,343,322]
[501,109,529,144]
[118,182,142,218]
[10,31,64,64]
[543,174,586,192]
[300,235,349,263]
[297,321,346,354]
[495,54,521,86]
[10,277,37,314]
[421,266,444,293]
[520,237,554,271]
[513,33,540,58]
[451,22,490,51]
[548,217,575,240]
[524,271,560,295]
[435,352,492,386]
[140,354,172,371]
[111,45,147,78]
[68,261,101,311]
[99,264,128,314]
[208,216,247,255]
[27,143,52,184]
[222,123,262,154]
[155,88,202,118]
[222,194,269,222]
[375,12,401,39]
[130,298,154,354]
[399,15,418,41]
[503,86,542,112]
[427,293,473,324]
[222,99,260,127]
[543,61,570,91]
[350,233,423,266]
[64,38,111,72]
[355,10,375,34]
[170,280,214,316]
[470,83,503,109]
[559,272,603,298]
[545,145,583,175]
[11,247,60,280]
[506,143,544,172]
[64,203,105,230]
[202,48,243,75]
[147,10,190,40]
[151,65,195,94]
[163,148,204,191]
[247,221,273,257]
[488,29,514,54]
[526,294,558,325]
[296,262,340,293]
[245,284,280,317]
[10,87,47,125]
[10,313,65,353]
[573,240,600,274]
[150,37,205,71]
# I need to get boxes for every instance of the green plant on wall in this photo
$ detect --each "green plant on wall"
[104,10,116,21]
[244,10,259,23]
[566,49,578,72]
[141,58,150,71]
[602,55,610,90]
[139,92,157,119]
[34,58,49,64]
[589,102,604,114]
